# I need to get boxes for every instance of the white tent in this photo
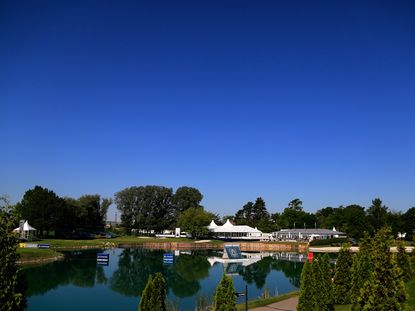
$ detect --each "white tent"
[207,219,263,240]
[14,220,37,240]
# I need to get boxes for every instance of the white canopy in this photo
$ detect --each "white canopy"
[14,220,36,232]
[208,220,219,229]
[209,219,262,234]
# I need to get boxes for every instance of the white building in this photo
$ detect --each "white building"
[272,227,346,241]
[207,219,263,240]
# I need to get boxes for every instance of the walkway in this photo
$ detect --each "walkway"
[251,296,298,311]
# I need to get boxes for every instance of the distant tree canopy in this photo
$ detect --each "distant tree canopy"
[114,185,209,235]
[178,207,213,239]
[16,186,111,237]
[234,197,270,229]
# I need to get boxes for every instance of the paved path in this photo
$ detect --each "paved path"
[250,296,298,311]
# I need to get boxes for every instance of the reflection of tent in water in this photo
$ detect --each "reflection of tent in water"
[14,220,37,240]
[207,245,266,275]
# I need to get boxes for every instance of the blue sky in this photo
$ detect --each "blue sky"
[1,0,415,218]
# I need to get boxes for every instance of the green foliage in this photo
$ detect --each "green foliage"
[297,259,314,311]
[366,198,388,233]
[333,244,353,304]
[178,207,211,239]
[214,274,236,311]
[115,186,174,234]
[172,186,203,214]
[350,234,373,305]
[396,242,412,281]
[352,227,407,310]
[312,254,335,310]
[309,238,349,246]
[0,197,26,311]
[410,249,415,279]
[138,273,166,311]
[277,199,317,230]
[234,197,270,229]
[17,186,111,237]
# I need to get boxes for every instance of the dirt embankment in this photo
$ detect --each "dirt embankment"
[128,241,307,252]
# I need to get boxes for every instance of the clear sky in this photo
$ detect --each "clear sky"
[1,0,415,219]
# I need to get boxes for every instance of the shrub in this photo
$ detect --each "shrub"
[309,238,348,247]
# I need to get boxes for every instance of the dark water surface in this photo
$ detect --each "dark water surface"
[24,248,303,311]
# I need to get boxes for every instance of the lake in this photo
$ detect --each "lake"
[23,248,304,311]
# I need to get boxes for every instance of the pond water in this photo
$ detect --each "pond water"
[23,248,304,311]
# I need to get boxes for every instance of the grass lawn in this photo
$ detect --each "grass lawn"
[405,279,415,310]
[17,248,62,261]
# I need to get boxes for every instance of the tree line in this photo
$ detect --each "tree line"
[13,186,112,237]
[8,185,415,240]
[232,197,415,240]
[298,227,413,310]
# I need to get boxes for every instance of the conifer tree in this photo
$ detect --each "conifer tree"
[312,255,334,311]
[139,275,155,311]
[214,274,236,311]
[353,227,407,311]
[297,259,315,311]
[333,244,353,304]
[152,273,167,311]
[320,253,335,310]
[350,233,373,306]
[396,242,411,281]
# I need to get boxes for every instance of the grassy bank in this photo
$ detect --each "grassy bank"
[17,248,63,264]
[37,236,223,249]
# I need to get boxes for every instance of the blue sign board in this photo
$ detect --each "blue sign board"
[38,244,50,249]
[224,245,242,259]
[97,253,109,266]
[163,253,174,264]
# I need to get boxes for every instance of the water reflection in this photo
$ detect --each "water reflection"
[24,248,303,301]
[24,250,107,296]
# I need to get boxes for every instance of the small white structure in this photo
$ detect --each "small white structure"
[207,219,263,240]
[14,220,37,240]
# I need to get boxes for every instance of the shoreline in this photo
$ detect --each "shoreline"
[17,239,307,264]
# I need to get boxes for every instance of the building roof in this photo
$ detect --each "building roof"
[208,219,262,233]
[274,228,346,235]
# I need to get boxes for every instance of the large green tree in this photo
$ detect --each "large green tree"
[17,186,67,237]
[366,198,388,232]
[288,198,303,211]
[115,186,174,234]
[172,186,203,214]
[0,196,26,311]
[178,207,212,239]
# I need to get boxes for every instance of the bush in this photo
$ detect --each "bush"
[309,238,348,247]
